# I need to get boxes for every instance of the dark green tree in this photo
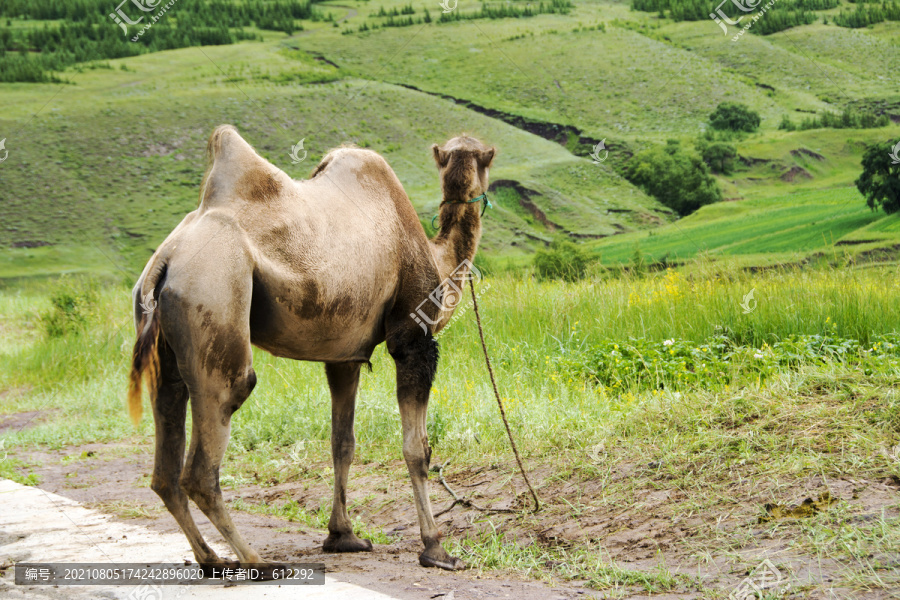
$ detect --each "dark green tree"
[626,141,722,216]
[701,142,738,175]
[856,140,900,214]
[709,102,761,133]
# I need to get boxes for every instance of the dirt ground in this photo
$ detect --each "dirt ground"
[7,438,900,599]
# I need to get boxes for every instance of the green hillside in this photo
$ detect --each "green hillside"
[0,0,899,279]
[589,187,900,265]
[0,40,661,279]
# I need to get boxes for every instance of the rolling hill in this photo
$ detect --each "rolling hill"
[0,0,899,280]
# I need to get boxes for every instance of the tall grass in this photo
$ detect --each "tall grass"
[3,264,899,593]
[1,261,899,461]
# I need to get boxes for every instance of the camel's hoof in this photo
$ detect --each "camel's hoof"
[323,532,374,553]
[419,548,466,571]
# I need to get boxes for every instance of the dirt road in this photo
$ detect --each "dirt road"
[0,476,601,600]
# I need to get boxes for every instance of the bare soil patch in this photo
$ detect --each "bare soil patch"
[0,408,53,435]
[7,441,900,599]
[781,166,813,182]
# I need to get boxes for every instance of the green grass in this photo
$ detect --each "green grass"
[4,263,900,450]
[231,495,397,544]
[294,1,900,141]
[1,263,900,593]
[588,187,900,264]
[0,35,664,275]
[3,4,900,590]
[1,1,900,278]
[294,10,783,138]
[0,447,40,486]
[1,263,898,464]
[447,529,690,592]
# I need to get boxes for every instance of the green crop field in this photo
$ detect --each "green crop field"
[2,0,900,597]
[589,187,900,264]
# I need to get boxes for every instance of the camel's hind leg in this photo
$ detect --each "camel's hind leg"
[150,342,221,565]
[152,212,265,569]
[180,365,263,566]
[323,362,373,553]
[388,329,465,571]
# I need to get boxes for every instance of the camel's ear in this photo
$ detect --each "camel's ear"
[432,144,449,168]
[478,147,496,169]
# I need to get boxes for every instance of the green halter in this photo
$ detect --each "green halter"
[432,193,493,229]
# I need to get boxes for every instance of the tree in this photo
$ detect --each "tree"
[856,140,900,214]
[709,102,761,133]
[701,142,738,175]
[625,141,722,216]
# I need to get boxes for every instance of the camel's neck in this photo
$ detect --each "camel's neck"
[429,200,482,282]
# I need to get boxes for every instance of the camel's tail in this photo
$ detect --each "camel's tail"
[128,258,167,426]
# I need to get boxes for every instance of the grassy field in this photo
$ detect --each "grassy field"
[2,1,900,596]
[2,264,900,594]
[588,186,900,265]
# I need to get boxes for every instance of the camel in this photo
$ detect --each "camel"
[127,125,495,573]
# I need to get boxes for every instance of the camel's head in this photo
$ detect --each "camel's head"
[432,136,496,204]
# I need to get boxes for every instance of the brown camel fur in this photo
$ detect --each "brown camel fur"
[128,125,495,573]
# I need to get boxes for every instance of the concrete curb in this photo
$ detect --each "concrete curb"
[0,479,399,599]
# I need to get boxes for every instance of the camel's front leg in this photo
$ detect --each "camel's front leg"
[391,332,465,570]
[323,362,373,553]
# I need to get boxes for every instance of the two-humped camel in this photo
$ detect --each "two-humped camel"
[128,125,494,572]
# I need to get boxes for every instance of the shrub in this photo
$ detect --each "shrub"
[558,332,900,393]
[534,239,590,282]
[709,102,761,133]
[833,1,900,27]
[788,109,890,131]
[40,277,98,338]
[779,115,797,131]
[625,140,722,216]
